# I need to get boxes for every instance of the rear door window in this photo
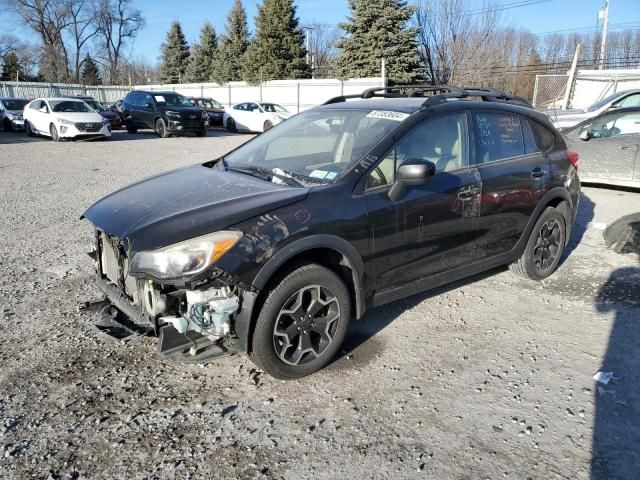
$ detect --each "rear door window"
[473,112,525,164]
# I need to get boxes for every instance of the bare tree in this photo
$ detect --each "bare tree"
[62,0,100,82]
[1,0,72,81]
[414,0,502,85]
[305,23,340,78]
[95,0,144,84]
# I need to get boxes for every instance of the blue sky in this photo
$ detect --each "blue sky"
[1,0,639,64]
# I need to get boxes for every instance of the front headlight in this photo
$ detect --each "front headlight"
[129,231,243,279]
[165,110,181,118]
[57,118,75,125]
[5,113,15,120]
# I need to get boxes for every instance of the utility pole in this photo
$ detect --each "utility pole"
[562,43,581,110]
[598,0,610,70]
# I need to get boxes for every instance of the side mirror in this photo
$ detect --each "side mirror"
[39,106,48,114]
[388,159,436,201]
[579,130,591,141]
[144,102,154,110]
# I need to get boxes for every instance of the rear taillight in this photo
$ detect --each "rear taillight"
[566,149,579,169]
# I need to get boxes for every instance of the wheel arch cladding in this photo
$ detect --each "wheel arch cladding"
[543,192,573,246]
[236,235,366,353]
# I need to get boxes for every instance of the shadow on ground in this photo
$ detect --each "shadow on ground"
[561,191,595,263]
[329,267,504,371]
[0,129,248,144]
[592,253,640,479]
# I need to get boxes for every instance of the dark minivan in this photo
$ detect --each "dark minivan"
[84,86,580,379]
[122,90,207,137]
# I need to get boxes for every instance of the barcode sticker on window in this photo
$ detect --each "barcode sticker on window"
[366,110,410,122]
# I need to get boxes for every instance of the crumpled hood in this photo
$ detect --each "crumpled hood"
[82,164,309,252]
[547,108,586,117]
[6,110,23,116]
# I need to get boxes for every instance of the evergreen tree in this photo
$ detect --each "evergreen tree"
[1,52,22,81]
[242,0,310,83]
[81,54,102,85]
[185,23,218,82]
[213,0,249,84]
[336,0,421,83]
[160,21,190,83]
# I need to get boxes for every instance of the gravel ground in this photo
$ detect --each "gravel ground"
[0,129,639,480]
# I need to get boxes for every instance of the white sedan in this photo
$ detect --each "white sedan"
[23,98,111,141]
[223,102,292,133]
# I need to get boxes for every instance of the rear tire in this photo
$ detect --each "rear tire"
[250,263,351,380]
[510,207,566,281]
[50,123,61,142]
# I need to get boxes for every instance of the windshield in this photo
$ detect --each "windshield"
[85,100,105,112]
[153,94,193,107]
[587,91,627,112]
[224,108,406,185]
[3,99,28,111]
[196,98,223,109]
[50,100,93,113]
[260,103,288,113]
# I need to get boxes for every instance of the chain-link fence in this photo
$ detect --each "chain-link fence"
[532,74,569,110]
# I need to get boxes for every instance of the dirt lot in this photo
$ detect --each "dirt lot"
[0,130,639,480]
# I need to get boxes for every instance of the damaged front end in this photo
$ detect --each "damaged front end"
[88,229,256,362]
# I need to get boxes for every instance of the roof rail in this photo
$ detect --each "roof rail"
[322,84,533,108]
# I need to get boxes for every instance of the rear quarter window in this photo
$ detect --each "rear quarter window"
[530,121,556,152]
[522,119,540,154]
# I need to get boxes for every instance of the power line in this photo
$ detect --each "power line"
[468,0,554,15]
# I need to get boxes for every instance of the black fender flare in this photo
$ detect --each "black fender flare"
[233,234,366,353]
[521,187,573,250]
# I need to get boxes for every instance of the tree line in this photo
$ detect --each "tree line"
[0,0,144,84]
[2,0,640,101]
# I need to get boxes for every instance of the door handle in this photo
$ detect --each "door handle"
[531,168,548,178]
[457,187,480,199]
[620,144,636,150]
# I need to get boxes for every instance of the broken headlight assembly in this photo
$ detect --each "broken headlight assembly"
[129,231,242,280]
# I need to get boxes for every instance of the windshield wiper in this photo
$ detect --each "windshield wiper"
[227,165,303,187]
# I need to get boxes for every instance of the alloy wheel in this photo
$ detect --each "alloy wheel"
[533,218,562,271]
[273,285,341,366]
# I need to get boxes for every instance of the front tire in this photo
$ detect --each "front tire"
[50,123,61,142]
[155,118,169,138]
[4,119,13,132]
[510,207,566,281]
[263,120,273,132]
[196,126,207,137]
[25,121,36,137]
[226,117,237,132]
[250,263,351,379]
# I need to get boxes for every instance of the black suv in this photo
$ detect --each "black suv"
[83,86,580,379]
[122,90,207,137]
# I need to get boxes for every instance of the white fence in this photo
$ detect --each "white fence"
[137,78,385,113]
[0,77,385,112]
[534,68,640,110]
[569,69,640,109]
[0,82,130,103]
